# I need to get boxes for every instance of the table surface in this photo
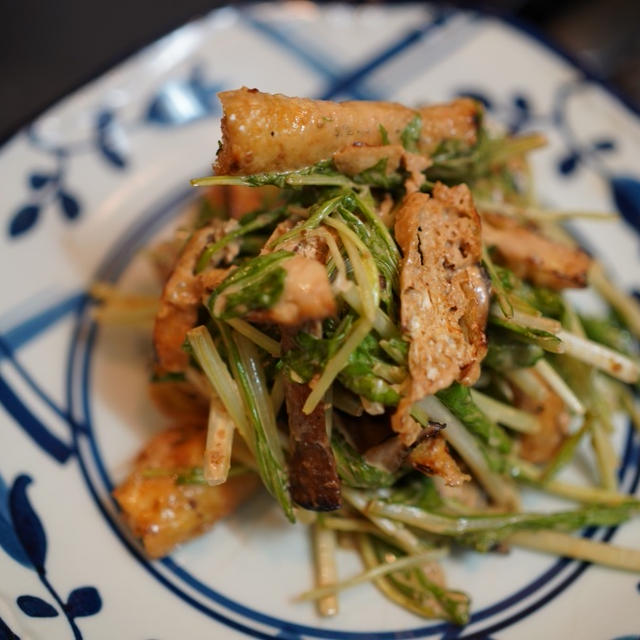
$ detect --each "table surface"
[1,0,639,144]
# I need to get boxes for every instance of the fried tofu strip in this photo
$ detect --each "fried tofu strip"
[148,374,209,424]
[232,255,336,326]
[409,433,471,487]
[153,222,234,372]
[240,223,336,326]
[206,184,279,220]
[214,88,479,175]
[392,184,489,447]
[154,183,279,371]
[113,423,259,558]
[482,212,591,290]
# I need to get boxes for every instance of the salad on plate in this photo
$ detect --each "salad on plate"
[92,87,640,624]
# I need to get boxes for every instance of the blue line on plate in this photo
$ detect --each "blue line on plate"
[0,337,70,423]
[0,293,85,354]
[318,8,454,100]
[241,13,374,101]
[0,373,72,464]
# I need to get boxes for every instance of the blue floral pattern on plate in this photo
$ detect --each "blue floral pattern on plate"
[0,474,101,639]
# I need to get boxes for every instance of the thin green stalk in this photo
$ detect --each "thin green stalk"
[303,317,373,415]
[219,324,294,521]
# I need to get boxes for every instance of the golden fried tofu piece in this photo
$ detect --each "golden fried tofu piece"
[392,184,489,447]
[409,433,471,487]
[113,423,259,558]
[206,184,279,220]
[482,212,591,290]
[153,223,232,372]
[214,88,479,175]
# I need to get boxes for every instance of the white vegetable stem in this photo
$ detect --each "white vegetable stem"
[475,199,618,222]
[509,530,640,571]
[187,326,254,452]
[470,389,541,433]
[325,216,379,322]
[203,397,235,486]
[303,317,372,415]
[341,286,396,338]
[343,488,424,555]
[534,359,585,414]
[505,368,549,402]
[225,318,281,357]
[311,522,339,616]
[557,329,639,384]
[297,547,446,602]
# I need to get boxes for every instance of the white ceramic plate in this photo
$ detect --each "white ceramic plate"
[2,4,640,639]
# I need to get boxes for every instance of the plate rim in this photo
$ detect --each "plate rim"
[1,2,639,152]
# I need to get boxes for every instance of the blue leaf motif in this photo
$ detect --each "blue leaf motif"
[0,614,21,640]
[610,175,640,234]
[66,586,101,618]
[8,205,40,237]
[188,67,222,116]
[97,134,127,168]
[0,474,30,567]
[98,137,127,168]
[146,67,222,125]
[28,173,51,190]
[557,151,580,175]
[96,110,113,130]
[8,475,46,572]
[96,109,127,169]
[17,595,58,618]
[509,94,532,132]
[57,190,81,220]
[592,138,616,152]
[513,94,530,114]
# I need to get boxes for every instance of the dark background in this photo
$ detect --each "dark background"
[1,0,639,143]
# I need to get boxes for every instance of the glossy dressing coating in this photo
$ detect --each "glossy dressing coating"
[215,88,479,175]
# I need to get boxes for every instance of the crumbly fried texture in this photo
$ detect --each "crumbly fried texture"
[409,434,471,487]
[392,184,489,447]
[333,144,431,194]
[247,221,335,326]
[154,184,277,372]
[113,423,259,558]
[215,88,479,175]
[482,212,591,290]
[234,255,336,326]
[148,376,209,424]
[153,222,234,372]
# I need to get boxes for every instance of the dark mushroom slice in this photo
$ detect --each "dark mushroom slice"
[281,327,341,511]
